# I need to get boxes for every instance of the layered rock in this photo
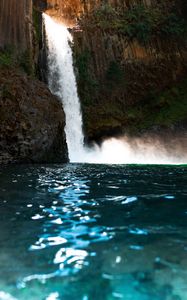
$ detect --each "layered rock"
[45,0,186,22]
[71,0,187,141]
[0,68,68,164]
[0,0,69,164]
[44,0,82,25]
[1,0,186,160]
[43,0,187,141]
[0,0,33,51]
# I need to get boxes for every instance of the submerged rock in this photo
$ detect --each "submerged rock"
[0,68,68,164]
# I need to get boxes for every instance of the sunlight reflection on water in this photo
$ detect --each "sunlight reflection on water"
[0,164,186,299]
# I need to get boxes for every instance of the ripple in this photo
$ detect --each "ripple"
[50,218,63,225]
[31,214,45,220]
[0,164,186,299]
[53,248,89,275]
[129,228,148,235]
[0,292,17,300]
[30,236,67,251]
[46,293,60,300]
[122,196,138,204]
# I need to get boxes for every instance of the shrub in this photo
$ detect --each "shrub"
[0,47,33,76]
[82,4,187,44]
[160,13,186,38]
[0,47,14,67]
[106,61,124,84]
[75,50,98,105]
[18,50,33,75]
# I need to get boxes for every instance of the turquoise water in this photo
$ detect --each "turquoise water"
[0,164,187,300]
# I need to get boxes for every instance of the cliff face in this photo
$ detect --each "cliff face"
[0,68,68,164]
[0,0,33,51]
[0,0,69,164]
[44,0,82,25]
[46,0,187,141]
[72,0,187,140]
[1,0,186,157]
[45,0,187,23]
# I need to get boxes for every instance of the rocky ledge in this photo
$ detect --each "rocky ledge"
[0,68,68,164]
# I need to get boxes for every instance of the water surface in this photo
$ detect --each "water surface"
[0,164,186,300]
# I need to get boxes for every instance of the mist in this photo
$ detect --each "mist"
[75,134,187,165]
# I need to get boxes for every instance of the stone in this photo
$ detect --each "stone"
[0,68,68,164]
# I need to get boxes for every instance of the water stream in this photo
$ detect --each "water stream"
[44,14,85,162]
[44,14,187,165]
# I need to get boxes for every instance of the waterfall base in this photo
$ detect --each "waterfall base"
[44,14,187,165]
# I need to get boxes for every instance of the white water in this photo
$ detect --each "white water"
[44,14,84,162]
[44,14,187,165]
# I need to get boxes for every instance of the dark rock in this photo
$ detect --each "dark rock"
[70,0,187,141]
[33,0,47,11]
[133,271,153,283]
[0,0,32,51]
[0,68,68,164]
[154,257,168,270]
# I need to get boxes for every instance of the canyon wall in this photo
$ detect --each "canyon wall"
[1,0,186,162]
[0,0,68,164]
[0,0,33,51]
[75,0,187,141]
[46,0,187,141]
[45,0,187,23]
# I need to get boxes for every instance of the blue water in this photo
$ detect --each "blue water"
[0,164,187,300]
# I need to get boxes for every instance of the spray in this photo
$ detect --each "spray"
[44,14,187,165]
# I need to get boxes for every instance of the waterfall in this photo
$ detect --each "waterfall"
[43,14,186,165]
[43,14,84,162]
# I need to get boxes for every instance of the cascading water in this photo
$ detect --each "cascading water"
[43,14,187,165]
[43,14,84,162]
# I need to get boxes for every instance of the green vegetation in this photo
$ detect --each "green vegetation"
[0,8,40,75]
[0,47,15,67]
[83,78,187,138]
[18,50,33,75]
[126,79,187,132]
[74,50,98,105]
[0,47,33,76]
[121,5,186,43]
[106,61,124,85]
[160,13,186,38]
[82,4,187,44]
[75,55,125,107]
[75,50,90,83]
[33,8,41,43]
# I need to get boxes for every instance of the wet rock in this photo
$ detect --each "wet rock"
[0,68,68,164]
[133,271,153,283]
[135,281,158,298]
[154,257,168,270]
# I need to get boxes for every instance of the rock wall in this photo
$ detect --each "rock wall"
[72,0,187,140]
[44,0,82,25]
[2,1,186,152]
[0,68,68,164]
[0,0,69,164]
[45,0,185,21]
[44,0,187,141]
[0,0,33,51]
